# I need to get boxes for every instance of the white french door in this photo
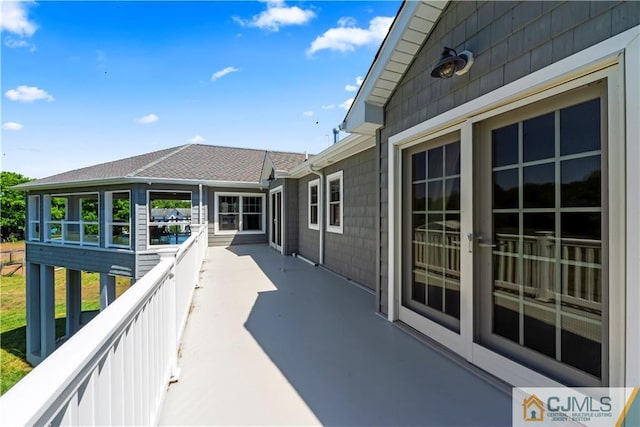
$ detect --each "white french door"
[474,83,607,387]
[270,187,283,253]
[398,130,471,356]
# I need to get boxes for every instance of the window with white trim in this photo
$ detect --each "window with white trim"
[106,191,131,249]
[308,179,319,230]
[326,171,343,234]
[215,193,265,234]
[28,195,40,241]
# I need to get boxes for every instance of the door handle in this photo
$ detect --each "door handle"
[477,242,497,248]
[472,233,497,248]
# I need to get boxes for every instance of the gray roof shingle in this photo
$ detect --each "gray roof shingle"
[17,144,307,190]
[268,151,308,172]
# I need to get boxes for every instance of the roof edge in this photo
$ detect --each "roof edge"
[288,133,374,178]
[343,1,449,134]
[13,176,266,192]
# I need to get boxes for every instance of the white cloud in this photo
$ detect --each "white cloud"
[303,111,314,117]
[1,1,38,37]
[321,104,335,110]
[340,97,354,110]
[5,85,54,102]
[136,114,159,124]
[211,66,239,81]
[189,135,205,143]
[307,16,393,55]
[2,122,24,131]
[345,75,364,92]
[233,0,315,32]
[337,17,357,27]
[4,36,35,51]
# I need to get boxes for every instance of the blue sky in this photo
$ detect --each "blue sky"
[1,0,401,179]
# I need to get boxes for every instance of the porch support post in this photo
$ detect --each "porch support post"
[66,269,82,335]
[26,262,42,365]
[100,273,116,310]
[40,264,56,360]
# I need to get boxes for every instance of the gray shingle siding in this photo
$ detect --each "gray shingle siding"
[137,252,160,278]
[378,0,638,314]
[323,147,376,290]
[285,179,298,255]
[297,174,320,263]
[26,244,134,277]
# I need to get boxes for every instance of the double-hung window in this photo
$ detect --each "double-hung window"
[215,193,265,234]
[308,179,319,230]
[326,171,343,234]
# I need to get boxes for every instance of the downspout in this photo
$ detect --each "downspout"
[198,184,203,225]
[308,164,324,265]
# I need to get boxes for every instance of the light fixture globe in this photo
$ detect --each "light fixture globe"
[430,47,474,79]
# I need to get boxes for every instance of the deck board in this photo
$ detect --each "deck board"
[159,245,512,426]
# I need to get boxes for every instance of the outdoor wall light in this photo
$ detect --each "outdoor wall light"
[430,47,474,79]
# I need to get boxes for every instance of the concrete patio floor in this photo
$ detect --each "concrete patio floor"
[159,245,512,426]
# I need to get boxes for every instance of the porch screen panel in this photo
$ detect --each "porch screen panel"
[489,98,603,379]
[405,141,461,332]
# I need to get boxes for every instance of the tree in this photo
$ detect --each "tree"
[0,171,33,240]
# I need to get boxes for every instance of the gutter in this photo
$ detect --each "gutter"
[13,177,264,192]
[308,164,324,265]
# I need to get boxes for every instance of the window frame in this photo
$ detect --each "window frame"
[28,195,40,241]
[147,190,193,247]
[43,192,99,246]
[308,179,319,230]
[214,192,266,235]
[326,170,343,234]
[106,190,131,249]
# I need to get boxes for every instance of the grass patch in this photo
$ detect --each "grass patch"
[1,243,130,395]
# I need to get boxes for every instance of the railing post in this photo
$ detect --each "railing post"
[158,248,180,383]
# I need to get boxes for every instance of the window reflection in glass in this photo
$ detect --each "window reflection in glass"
[407,141,461,331]
[523,163,555,208]
[523,112,554,162]
[492,124,518,167]
[490,100,603,380]
[560,98,600,156]
[561,156,601,207]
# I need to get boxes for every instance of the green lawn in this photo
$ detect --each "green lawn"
[0,244,130,395]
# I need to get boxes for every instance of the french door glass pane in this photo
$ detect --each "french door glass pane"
[523,112,554,162]
[489,97,603,380]
[406,140,461,331]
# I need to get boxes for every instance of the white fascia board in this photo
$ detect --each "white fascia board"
[342,1,448,134]
[288,134,375,177]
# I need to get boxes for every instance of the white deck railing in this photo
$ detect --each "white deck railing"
[0,224,208,426]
